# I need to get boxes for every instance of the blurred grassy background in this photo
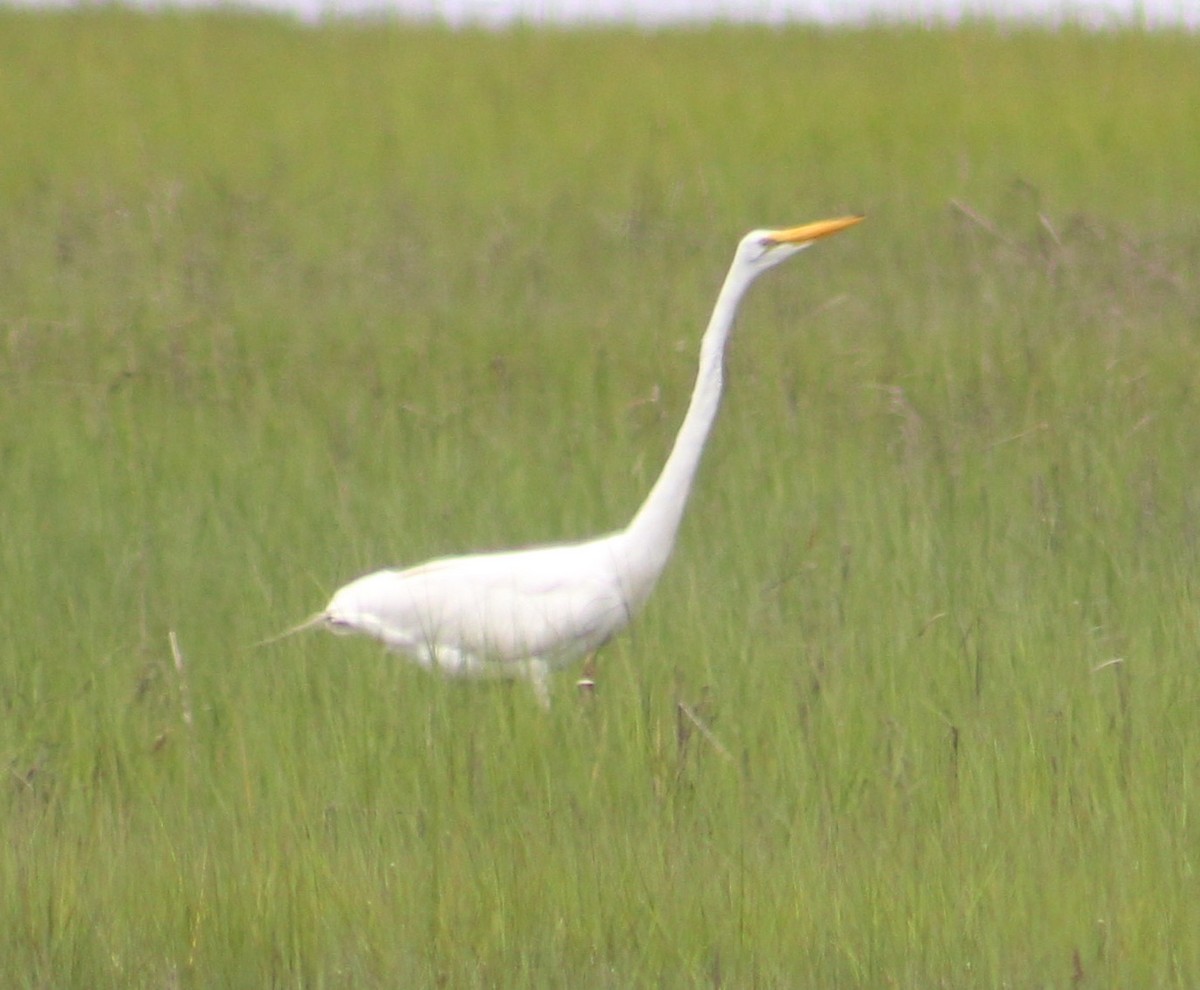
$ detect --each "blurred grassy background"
[1,8,1198,986]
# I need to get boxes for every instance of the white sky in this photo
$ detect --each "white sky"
[343,1,1198,28]
[10,0,1199,25]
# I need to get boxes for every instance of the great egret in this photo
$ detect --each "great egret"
[273,215,863,706]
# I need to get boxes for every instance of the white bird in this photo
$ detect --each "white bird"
[271,215,863,706]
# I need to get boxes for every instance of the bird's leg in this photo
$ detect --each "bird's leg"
[575,652,597,698]
[527,658,551,710]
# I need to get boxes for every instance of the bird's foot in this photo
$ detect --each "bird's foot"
[575,653,597,699]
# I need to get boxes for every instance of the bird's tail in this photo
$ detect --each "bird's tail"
[255,612,329,648]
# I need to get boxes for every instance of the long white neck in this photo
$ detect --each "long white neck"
[614,259,759,595]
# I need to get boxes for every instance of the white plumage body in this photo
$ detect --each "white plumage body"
[325,533,648,679]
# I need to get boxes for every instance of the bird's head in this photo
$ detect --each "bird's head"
[736,214,864,274]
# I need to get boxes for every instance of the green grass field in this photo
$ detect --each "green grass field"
[2,8,1198,986]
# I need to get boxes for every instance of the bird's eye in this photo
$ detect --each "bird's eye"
[753,237,777,259]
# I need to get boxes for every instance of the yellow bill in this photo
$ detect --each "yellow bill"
[766,214,864,245]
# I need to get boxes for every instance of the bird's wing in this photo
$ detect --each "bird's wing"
[327,538,632,667]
